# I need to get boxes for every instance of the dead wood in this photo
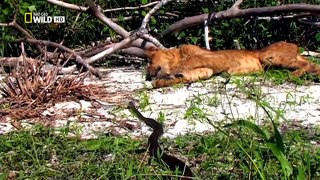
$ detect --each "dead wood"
[21,38,102,79]
[0,57,39,68]
[161,1,320,37]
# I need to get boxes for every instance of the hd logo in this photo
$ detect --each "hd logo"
[24,12,65,24]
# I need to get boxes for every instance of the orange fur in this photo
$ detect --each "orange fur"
[259,42,320,76]
[145,41,320,88]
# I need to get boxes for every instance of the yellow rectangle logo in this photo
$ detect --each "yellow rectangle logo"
[24,13,32,23]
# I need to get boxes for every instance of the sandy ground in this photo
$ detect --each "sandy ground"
[0,67,320,139]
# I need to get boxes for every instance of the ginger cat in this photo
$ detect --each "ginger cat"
[145,41,320,88]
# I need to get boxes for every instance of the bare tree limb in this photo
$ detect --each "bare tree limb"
[0,57,38,67]
[204,20,210,50]
[80,43,146,58]
[141,0,173,29]
[85,0,166,49]
[47,0,157,13]
[0,3,146,64]
[298,18,320,27]
[0,56,74,79]
[85,0,129,37]
[48,0,165,49]
[119,47,146,57]
[231,0,243,10]
[47,0,157,49]
[161,3,320,37]
[83,0,173,63]
[111,16,134,22]
[0,55,78,75]
[137,0,173,49]
[211,4,320,19]
[22,38,102,78]
[47,0,88,11]
[256,13,312,21]
[139,1,174,48]
[103,1,158,12]
[86,27,148,64]
[301,50,320,57]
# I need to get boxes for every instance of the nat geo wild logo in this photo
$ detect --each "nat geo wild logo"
[24,12,65,24]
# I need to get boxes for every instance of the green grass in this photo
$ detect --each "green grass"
[0,123,319,179]
[0,125,145,179]
[136,89,151,111]
[261,56,320,85]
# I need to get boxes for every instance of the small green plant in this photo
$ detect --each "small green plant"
[184,94,207,120]
[207,95,220,107]
[157,111,166,124]
[68,122,84,138]
[299,94,311,105]
[232,76,263,99]
[285,92,298,106]
[185,104,207,121]
[137,90,150,111]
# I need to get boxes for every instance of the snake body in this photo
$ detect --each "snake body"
[128,102,193,179]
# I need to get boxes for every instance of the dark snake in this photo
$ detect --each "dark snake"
[128,101,193,179]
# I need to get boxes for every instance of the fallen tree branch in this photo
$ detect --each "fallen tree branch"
[301,50,320,57]
[84,0,172,63]
[47,0,159,49]
[0,57,38,67]
[141,0,173,29]
[47,0,157,13]
[0,56,77,75]
[86,28,148,64]
[298,18,320,27]
[1,0,165,68]
[204,20,210,50]
[85,0,165,49]
[46,0,88,11]
[161,2,320,37]
[103,1,158,12]
[22,38,102,78]
[256,12,312,21]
